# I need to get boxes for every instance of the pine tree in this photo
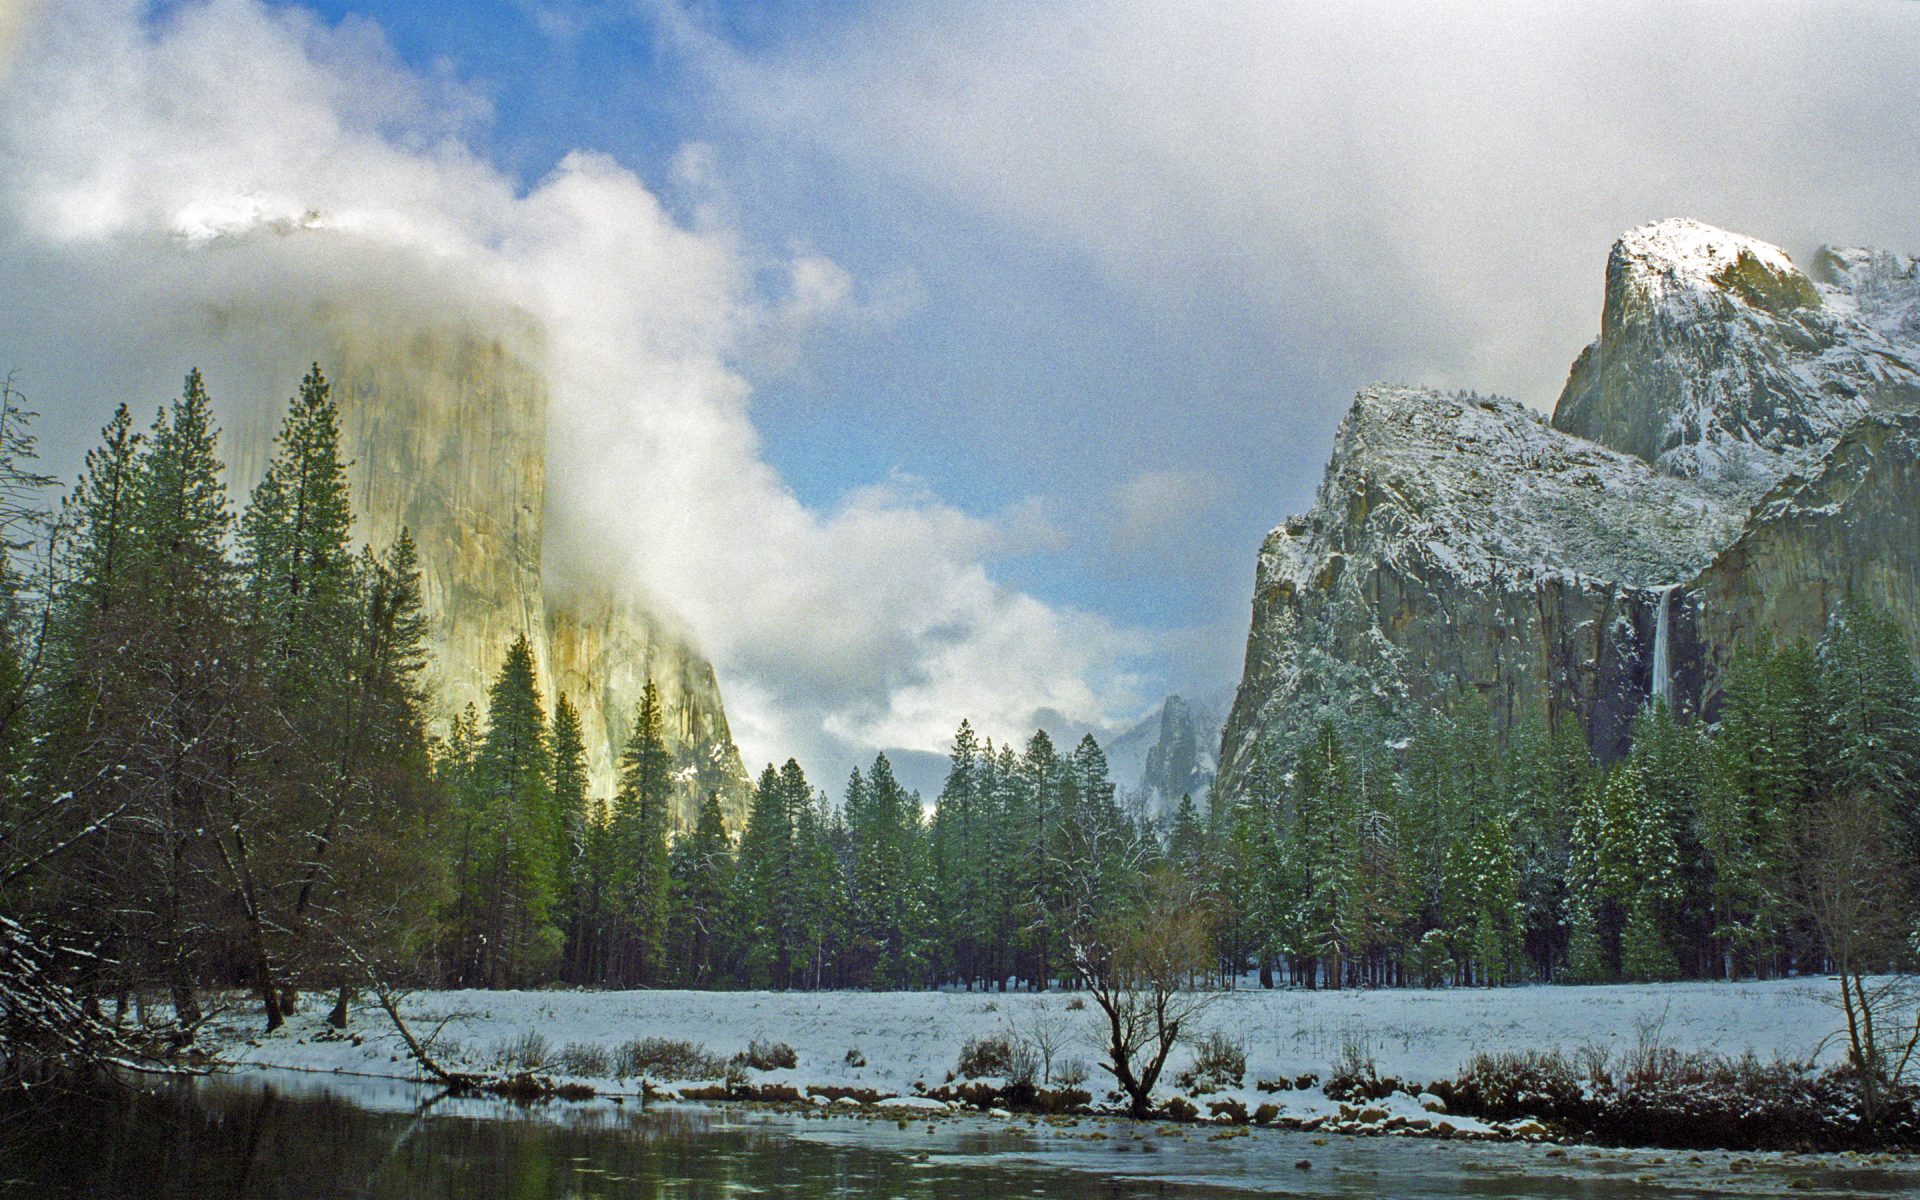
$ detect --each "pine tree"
[550,692,590,981]
[1818,597,1920,821]
[1168,794,1206,875]
[736,759,820,988]
[1712,636,1819,976]
[929,720,984,987]
[464,635,557,986]
[669,790,735,986]
[240,365,353,656]
[610,682,671,986]
[1506,707,1590,981]
[43,375,246,1027]
[134,370,232,591]
[844,752,921,987]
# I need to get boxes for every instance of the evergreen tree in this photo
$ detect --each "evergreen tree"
[239,364,353,659]
[610,682,671,986]
[669,790,735,986]
[550,693,590,980]
[1167,794,1206,876]
[1817,598,1920,825]
[844,752,920,987]
[929,721,985,987]
[1712,636,1820,976]
[463,635,557,986]
[1506,707,1590,980]
[44,375,245,1027]
[736,758,818,988]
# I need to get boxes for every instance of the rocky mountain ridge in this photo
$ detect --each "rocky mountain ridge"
[1104,691,1228,816]
[1219,219,1920,801]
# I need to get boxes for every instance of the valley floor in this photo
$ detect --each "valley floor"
[207,976,1848,1136]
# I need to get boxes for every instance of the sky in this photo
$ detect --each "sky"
[3,0,1920,793]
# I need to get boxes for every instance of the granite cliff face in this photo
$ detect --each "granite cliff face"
[1555,219,1920,481]
[238,309,750,832]
[1219,219,1920,801]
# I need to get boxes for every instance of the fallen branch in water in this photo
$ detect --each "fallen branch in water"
[369,983,484,1091]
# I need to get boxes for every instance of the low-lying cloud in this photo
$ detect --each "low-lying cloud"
[0,0,1148,780]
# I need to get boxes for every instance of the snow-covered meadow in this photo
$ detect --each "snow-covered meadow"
[213,977,1848,1126]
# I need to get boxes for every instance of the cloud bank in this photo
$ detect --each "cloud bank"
[0,0,1147,781]
[687,0,1920,408]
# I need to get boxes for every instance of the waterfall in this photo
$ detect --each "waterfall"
[1650,585,1677,711]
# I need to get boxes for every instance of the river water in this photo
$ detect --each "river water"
[3,1068,1916,1198]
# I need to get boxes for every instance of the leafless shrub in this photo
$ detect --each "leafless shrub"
[732,1038,798,1072]
[844,1047,866,1068]
[1006,1038,1041,1088]
[1015,1003,1077,1084]
[1325,1029,1376,1095]
[494,1030,550,1071]
[1054,1057,1090,1088]
[555,1041,612,1077]
[1176,1030,1247,1093]
[617,1037,727,1080]
[956,1033,1017,1079]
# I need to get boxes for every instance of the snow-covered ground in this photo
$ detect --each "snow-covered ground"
[207,977,1848,1135]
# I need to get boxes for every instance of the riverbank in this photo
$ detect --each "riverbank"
[194,978,1880,1147]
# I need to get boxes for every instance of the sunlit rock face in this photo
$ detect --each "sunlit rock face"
[1218,220,1920,803]
[246,310,751,832]
[1554,218,1920,482]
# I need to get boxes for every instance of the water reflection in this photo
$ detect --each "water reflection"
[2,1070,1916,1199]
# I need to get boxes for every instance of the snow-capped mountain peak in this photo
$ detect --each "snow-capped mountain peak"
[1554,218,1920,485]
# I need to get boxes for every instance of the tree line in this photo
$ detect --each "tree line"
[1215,602,1920,990]
[3,364,1919,1059]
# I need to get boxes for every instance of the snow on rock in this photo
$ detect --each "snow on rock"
[1219,385,1744,778]
[1607,218,1811,313]
[1219,220,1920,799]
[1555,217,1920,484]
[1261,386,1745,598]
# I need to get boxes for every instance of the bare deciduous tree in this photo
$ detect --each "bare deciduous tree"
[1072,870,1221,1118]
[1798,791,1920,1125]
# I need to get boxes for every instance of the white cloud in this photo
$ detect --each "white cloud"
[0,0,1149,776]
[696,0,1920,408]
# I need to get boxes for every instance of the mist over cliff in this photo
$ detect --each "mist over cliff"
[0,0,1150,790]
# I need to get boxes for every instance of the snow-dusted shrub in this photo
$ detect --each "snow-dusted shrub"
[956,1033,1017,1079]
[734,1038,798,1072]
[1054,1057,1090,1088]
[1006,1039,1041,1088]
[618,1037,726,1080]
[1325,1030,1393,1100]
[555,1041,612,1077]
[843,1047,866,1068]
[1175,1031,1246,1093]
[1450,1049,1583,1118]
[1442,1046,1880,1151]
[495,1030,550,1071]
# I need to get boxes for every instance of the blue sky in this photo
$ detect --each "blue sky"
[285,0,1351,642]
[8,0,1920,788]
